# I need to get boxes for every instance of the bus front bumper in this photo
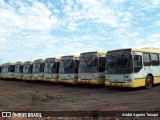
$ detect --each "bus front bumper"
[32,77,43,81]
[44,77,59,82]
[22,77,32,80]
[105,80,133,87]
[59,78,78,84]
[7,75,15,79]
[78,78,104,84]
[15,77,22,80]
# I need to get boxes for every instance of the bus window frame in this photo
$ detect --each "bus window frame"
[143,53,151,66]
[133,55,142,73]
[151,53,159,66]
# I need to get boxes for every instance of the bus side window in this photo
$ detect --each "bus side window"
[143,53,151,66]
[99,57,106,72]
[151,54,159,66]
[134,55,142,73]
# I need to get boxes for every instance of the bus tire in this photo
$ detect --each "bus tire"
[145,75,153,89]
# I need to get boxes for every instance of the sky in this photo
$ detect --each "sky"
[0,0,160,63]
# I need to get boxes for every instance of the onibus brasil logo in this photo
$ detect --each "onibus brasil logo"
[2,112,42,118]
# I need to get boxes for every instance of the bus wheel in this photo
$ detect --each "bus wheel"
[145,75,153,89]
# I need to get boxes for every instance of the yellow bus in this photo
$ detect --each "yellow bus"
[32,59,45,81]
[105,47,160,89]
[14,61,23,80]
[78,51,106,84]
[59,55,79,84]
[1,62,16,79]
[22,61,33,80]
[43,57,60,82]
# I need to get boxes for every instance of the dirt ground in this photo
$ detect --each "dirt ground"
[0,79,160,120]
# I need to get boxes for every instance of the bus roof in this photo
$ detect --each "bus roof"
[2,62,16,66]
[45,57,60,60]
[81,51,107,55]
[108,47,160,54]
[16,61,24,64]
[33,59,45,62]
[61,54,80,58]
[23,61,33,64]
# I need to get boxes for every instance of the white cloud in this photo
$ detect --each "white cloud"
[138,0,160,10]
[154,21,160,26]
[112,0,125,4]
[0,9,23,28]
[0,0,58,31]
[148,33,160,42]
[0,1,58,51]
[0,0,60,63]
[152,0,160,6]
[0,0,160,63]
[58,0,120,30]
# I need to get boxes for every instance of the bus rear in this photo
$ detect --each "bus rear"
[44,57,60,82]
[78,51,106,84]
[59,55,79,84]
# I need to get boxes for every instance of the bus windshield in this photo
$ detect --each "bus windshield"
[15,64,22,73]
[8,65,15,72]
[2,65,7,73]
[79,53,98,73]
[33,62,44,73]
[106,54,133,74]
[59,57,74,74]
[44,59,57,73]
[23,64,32,74]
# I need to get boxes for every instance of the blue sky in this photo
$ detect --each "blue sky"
[0,0,160,63]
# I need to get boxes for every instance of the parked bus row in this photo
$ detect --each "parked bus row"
[0,48,160,89]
